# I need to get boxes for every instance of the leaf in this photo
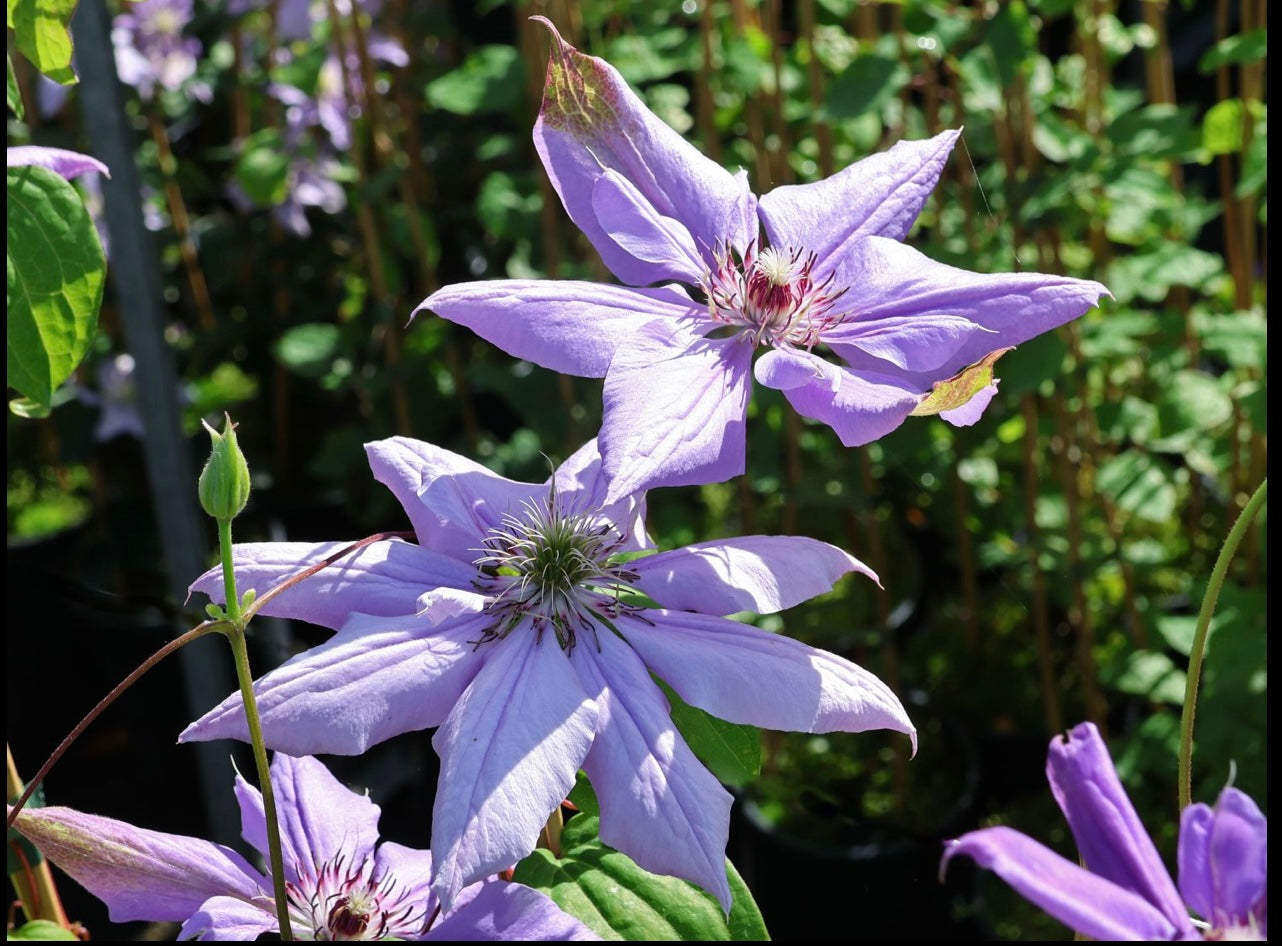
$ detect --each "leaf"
[7,53,23,119]
[233,128,291,206]
[1201,99,1245,156]
[513,815,769,941]
[1149,369,1235,454]
[909,348,1012,417]
[1198,28,1268,73]
[822,53,908,121]
[425,45,522,115]
[7,165,105,415]
[272,323,341,378]
[1102,650,1187,706]
[8,0,79,85]
[1094,450,1177,524]
[658,680,760,789]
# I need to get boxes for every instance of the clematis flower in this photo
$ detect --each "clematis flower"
[111,0,211,103]
[7,145,108,181]
[415,19,1110,502]
[179,436,915,913]
[9,753,599,941]
[941,721,1267,940]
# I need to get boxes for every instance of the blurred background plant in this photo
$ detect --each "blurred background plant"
[7,0,1265,940]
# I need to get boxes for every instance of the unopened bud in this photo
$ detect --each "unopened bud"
[198,413,251,521]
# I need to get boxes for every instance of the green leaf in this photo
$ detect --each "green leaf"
[272,323,341,378]
[822,53,908,121]
[1103,650,1187,705]
[1149,369,1235,454]
[513,815,769,941]
[7,920,80,940]
[1201,99,1245,156]
[9,0,79,85]
[7,165,105,415]
[425,45,522,115]
[1094,450,1177,524]
[1198,28,1268,73]
[7,53,23,119]
[233,128,291,206]
[658,680,760,789]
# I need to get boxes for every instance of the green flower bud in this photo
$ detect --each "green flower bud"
[198,413,251,521]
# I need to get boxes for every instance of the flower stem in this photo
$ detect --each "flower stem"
[219,518,242,624]
[6,746,72,931]
[1178,477,1267,812]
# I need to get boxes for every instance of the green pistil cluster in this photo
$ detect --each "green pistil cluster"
[473,497,639,653]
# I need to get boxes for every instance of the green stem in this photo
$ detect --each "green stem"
[219,517,242,623]
[1178,477,1267,812]
[225,624,293,940]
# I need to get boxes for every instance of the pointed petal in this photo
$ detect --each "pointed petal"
[413,280,699,378]
[234,755,379,877]
[1178,788,1267,932]
[430,630,597,911]
[616,611,915,750]
[571,634,734,912]
[366,437,542,562]
[601,320,753,502]
[938,382,998,426]
[829,237,1110,377]
[187,539,473,628]
[180,608,489,755]
[429,878,602,941]
[632,535,877,615]
[9,805,266,925]
[1047,722,1194,935]
[532,18,753,283]
[7,145,110,180]
[179,896,277,941]
[592,170,709,283]
[758,130,958,272]
[942,827,1190,940]
[755,347,921,447]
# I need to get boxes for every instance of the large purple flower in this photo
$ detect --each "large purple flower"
[942,721,1267,940]
[416,20,1110,502]
[9,753,599,941]
[179,437,915,913]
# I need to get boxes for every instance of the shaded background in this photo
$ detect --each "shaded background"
[8,0,1266,940]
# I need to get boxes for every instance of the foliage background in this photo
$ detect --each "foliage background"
[7,0,1266,940]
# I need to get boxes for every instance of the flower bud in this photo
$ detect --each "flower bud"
[198,413,251,521]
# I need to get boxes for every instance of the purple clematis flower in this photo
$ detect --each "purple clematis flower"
[416,20,1110,503]
[7,145,109,181]
[941,721,1267,940]
[9,753,599,941]
[112,0,210,103]
[179,436,915,913]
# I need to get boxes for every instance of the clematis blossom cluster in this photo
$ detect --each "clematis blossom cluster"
[418,19,1110,503]
[9,753,599,941]
[942,721,1267,940]
[180,436,916,913]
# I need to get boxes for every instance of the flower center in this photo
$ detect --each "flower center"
[472,496,640,653]
[149,9,183,38]
[704,240,846,348]
[287,852,425,941]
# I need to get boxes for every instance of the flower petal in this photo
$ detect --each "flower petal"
[179,608,489,755]
[757,129,958,273]
[592,169,709,283]
[632,535,877,615]
[942,826,1190,940]
[823,313,994,373]
[366,436,542,562]
[7,145,110,180]
[571,633,734,912]
[430,629,597,911]
[1178,787,1268,934]
[601,319,753,502]
[179,895,277,941]
[429,878,602,941]
[234,755,379,880]
[829,237,1110,377]
[755,347,921,447]
[551,438,653,553]
[9,805,266,925]
[187,539,473,628]
[617,610,915,751]
[1047,722,1194,935]
[532,18,754,283]
[373,841,437,907]
[413,280,699,378]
